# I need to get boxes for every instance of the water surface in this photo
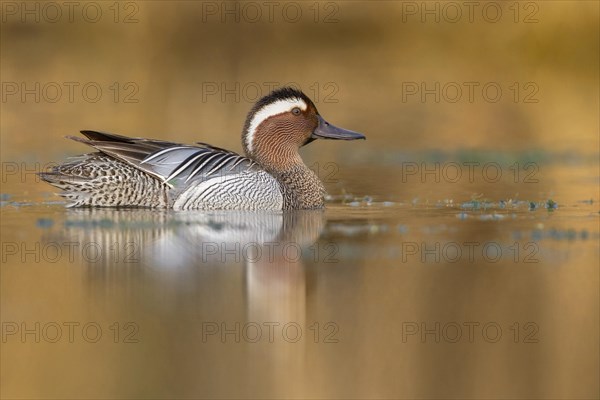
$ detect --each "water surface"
[1,158,598,399]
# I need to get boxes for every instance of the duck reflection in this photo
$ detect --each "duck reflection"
[40,208,329,395]
[52,208,325,323]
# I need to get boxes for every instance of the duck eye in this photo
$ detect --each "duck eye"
[291,107,301,115]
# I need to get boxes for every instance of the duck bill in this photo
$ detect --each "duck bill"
[311,115,365,141]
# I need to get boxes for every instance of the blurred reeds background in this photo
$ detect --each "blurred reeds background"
[1,1,598,164]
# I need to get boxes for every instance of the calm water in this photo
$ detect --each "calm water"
[1,156,598,399]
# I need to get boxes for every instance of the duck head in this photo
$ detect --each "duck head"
[242,87,365,171]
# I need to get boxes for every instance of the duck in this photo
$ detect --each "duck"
[40,87,365,210]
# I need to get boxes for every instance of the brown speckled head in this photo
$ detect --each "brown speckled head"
[242,87,365,173]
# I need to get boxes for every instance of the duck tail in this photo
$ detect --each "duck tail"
[39,153,169,208]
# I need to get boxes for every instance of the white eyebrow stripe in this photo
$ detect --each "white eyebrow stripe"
[246,98,307,153]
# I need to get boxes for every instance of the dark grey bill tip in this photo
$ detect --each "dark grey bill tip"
[312,115,366,141]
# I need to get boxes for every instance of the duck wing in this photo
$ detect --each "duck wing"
[72,130,257,188]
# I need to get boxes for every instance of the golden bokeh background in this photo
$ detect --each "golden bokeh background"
[2,1,598,161]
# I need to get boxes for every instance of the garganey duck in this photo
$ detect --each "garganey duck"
[40,87,365,210]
